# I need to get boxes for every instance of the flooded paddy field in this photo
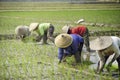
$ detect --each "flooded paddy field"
[0,36,119,80]
[0,3,120,79]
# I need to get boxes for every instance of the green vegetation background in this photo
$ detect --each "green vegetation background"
[0,2,120,80]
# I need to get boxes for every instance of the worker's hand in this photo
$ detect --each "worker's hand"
[48,37,54,43]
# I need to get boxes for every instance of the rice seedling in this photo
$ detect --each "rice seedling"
[0,2,119,80]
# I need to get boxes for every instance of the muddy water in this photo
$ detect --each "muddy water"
[82,49,99,70]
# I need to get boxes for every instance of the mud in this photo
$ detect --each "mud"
[0,34,15,40]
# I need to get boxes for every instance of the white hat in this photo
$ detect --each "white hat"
[55,33,73,48]
[90,36,112,50]
[62,25,70,33]
[76,19,85,24]
[29,23,39,31]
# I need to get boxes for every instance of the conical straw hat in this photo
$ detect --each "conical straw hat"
[29,23,39,31]
[90,36,112,50]
[62,25,70,33]
[55,33,73,48]
[76,19,85,24]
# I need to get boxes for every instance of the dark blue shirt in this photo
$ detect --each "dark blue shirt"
[58,34,84,60]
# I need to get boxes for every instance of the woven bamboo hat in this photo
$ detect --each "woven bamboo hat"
[90,36,112,50]
[55,33,73,48]
[29,23,39,31]
[62,25,70,33]
[76,19,85,24]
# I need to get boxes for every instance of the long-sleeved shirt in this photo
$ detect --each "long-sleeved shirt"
[36,23,51,36]
[96,36,120,73]
[69,25,86,37]
[15,25,30,38]
[58,34,84,60]
[98,36,120,60]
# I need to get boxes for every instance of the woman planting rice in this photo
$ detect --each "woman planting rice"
[55,33,84,64]
[29,23,54,44]
[90,36,120,75]
[15,25,30,39]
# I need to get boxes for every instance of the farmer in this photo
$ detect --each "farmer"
[29,23,54,44]
[62,23,90,52]
[15,25,30,39]
[90,36,120,74]
[62,19,90,60]
[55,33,84,64]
